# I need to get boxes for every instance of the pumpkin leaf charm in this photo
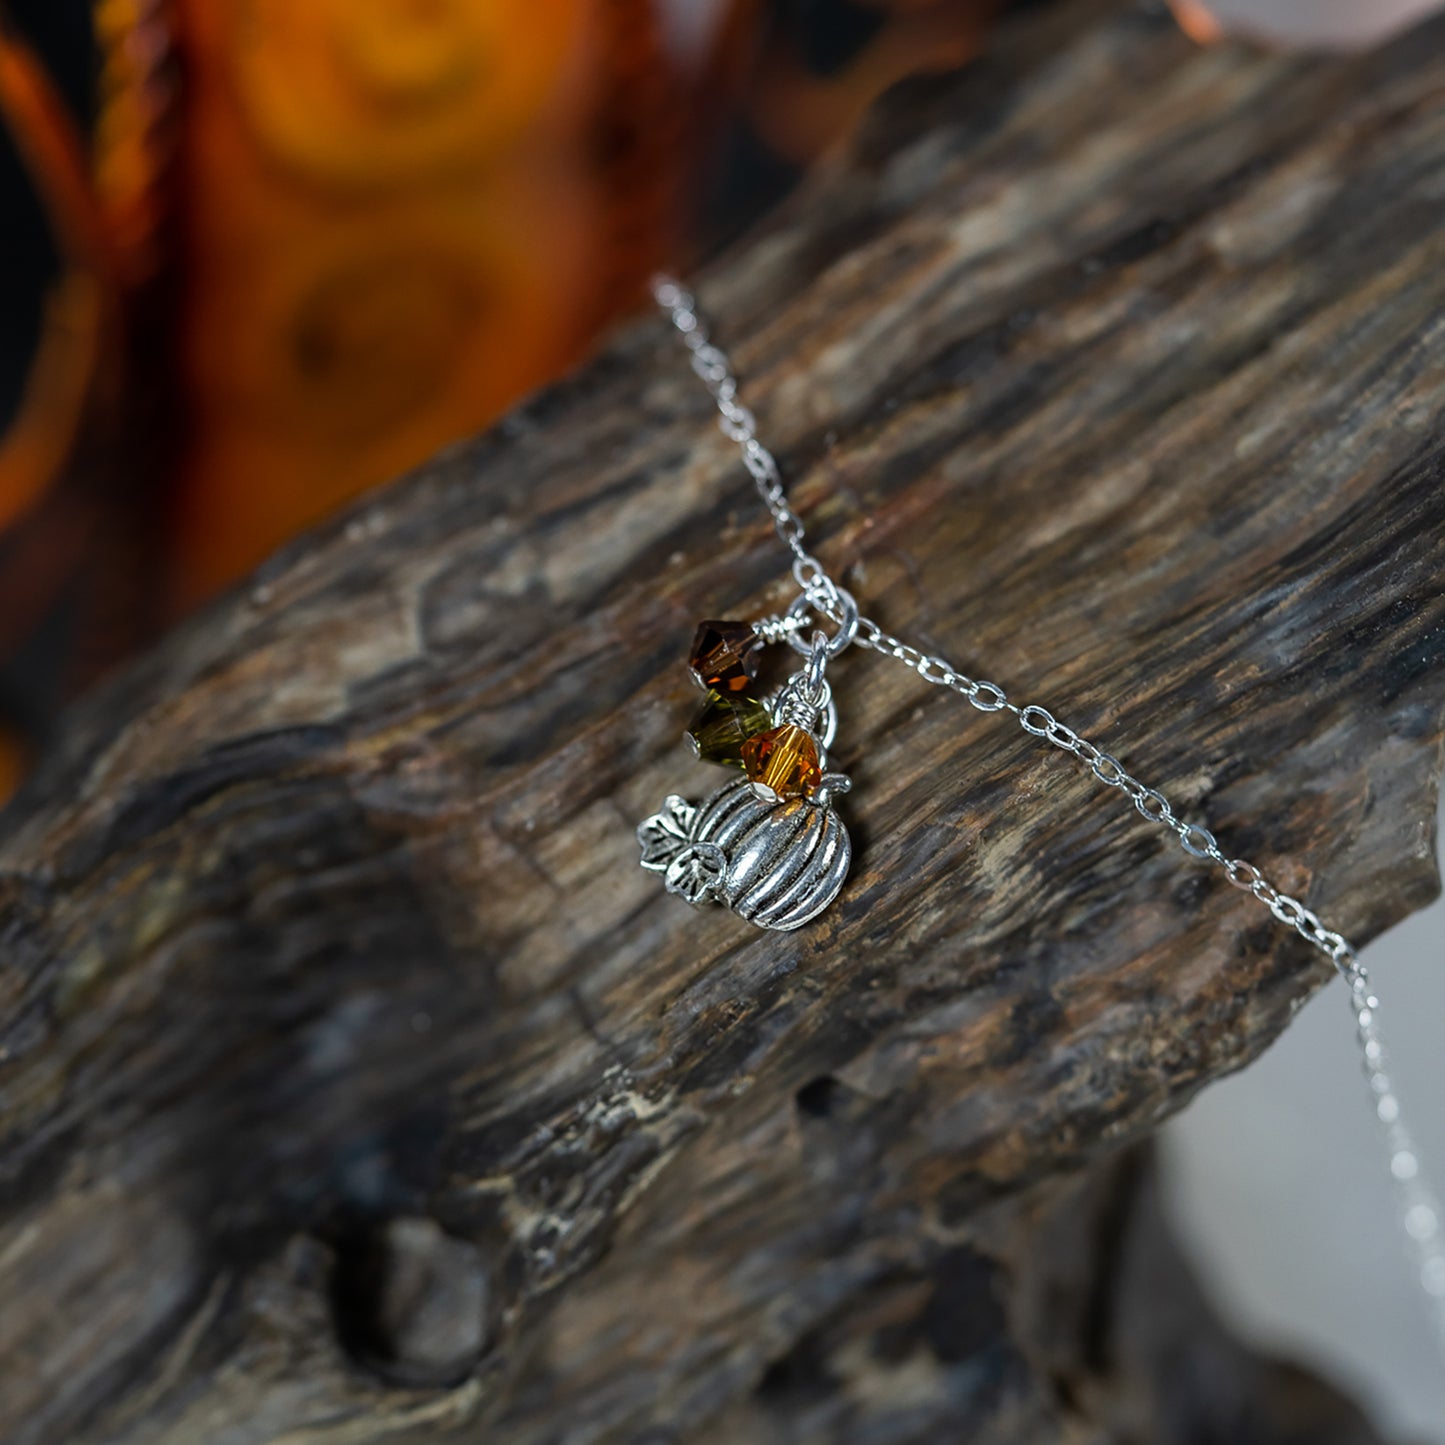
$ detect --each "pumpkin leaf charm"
[662,842,726,905]
[637,794,697,871]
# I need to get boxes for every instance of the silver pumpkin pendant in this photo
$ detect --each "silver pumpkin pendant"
[638,616,852,932]
[639,778,851,931]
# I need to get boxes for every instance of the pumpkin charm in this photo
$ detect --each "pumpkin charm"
[638,778,851,931]
[638,614,854,931]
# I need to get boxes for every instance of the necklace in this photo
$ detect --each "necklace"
[639,274,1445,1364]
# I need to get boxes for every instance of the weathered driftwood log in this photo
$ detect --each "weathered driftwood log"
[3,0,1445,1440]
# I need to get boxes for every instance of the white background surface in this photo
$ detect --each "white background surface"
[1203,0,1442,46]
[1162,798,1445,1441]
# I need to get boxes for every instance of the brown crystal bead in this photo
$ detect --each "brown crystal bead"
[688,619,763,693]
[741,724,822,801]
[686,691,772,769]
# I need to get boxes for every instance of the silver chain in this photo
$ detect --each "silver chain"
[653,274,1445,1360]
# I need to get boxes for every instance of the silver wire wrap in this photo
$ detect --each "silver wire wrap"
[653,273,1445,1359]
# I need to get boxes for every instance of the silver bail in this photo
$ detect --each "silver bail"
[775,629,832,733]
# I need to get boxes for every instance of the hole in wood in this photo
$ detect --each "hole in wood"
[794,1074,848,1119]
[327,1215,489,1386]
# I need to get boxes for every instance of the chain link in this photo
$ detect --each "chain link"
[654,274,1445,1357]
[654,278,850,619]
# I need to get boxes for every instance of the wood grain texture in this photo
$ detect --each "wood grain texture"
[2,0,1444,1439]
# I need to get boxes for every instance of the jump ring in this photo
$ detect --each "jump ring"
[785,586,859,657]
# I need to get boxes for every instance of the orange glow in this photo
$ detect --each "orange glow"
[751,2,998,164]
[1168,0,1228,46]
[93,0,175,284]
[165,0,674,607]
[0,272,102,534]
[0,28,109,533]
[0,727,26,801]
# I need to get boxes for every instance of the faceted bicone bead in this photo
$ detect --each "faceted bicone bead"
[686,691,772,769]
[741,724,822,801]
[689,619,763,693]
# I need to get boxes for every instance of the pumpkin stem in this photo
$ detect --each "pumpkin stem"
[812,772,851,807]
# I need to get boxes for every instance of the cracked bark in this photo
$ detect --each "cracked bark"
[2,0,1444,1440]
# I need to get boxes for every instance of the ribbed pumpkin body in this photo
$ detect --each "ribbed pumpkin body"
[691,779,850,931]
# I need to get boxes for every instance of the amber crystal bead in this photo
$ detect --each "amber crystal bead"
[686,691,772,769]
[741,724,822,801]
[689,619,763,693]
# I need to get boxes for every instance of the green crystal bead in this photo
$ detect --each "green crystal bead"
[686,691,772,769]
